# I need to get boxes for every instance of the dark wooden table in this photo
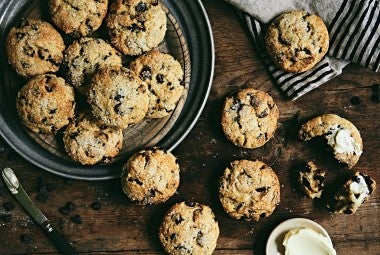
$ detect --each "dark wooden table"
[1,0,379,254]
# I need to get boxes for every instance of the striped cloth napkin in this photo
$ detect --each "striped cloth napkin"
[225,0,380,100]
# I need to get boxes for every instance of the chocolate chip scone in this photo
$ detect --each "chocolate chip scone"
[64,37,122,95]
[328,172,376,214]
[298,161,325,199]
[88,66,149,129]
[129,50,184,118]
[106,0,167,55]
[16,74,75,134]
[265,10,329,73]
[299,114,363,168]
[219,160,280,221]
[121,149,180,205]
[63,113,123,165]
[49,0,108,37]
[221,88,279,149]
[159,202,219,255]
[6,19,65,77]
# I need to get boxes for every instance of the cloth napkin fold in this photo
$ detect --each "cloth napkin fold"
[225,0,380,100]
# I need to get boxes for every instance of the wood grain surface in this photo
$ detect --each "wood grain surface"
[0,0,379,254]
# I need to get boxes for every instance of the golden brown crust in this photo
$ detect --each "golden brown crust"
[121,149,180,205]
[16,74,75,133]
[63,113,123,165]
[88,66,149,129]
[299,114,363,168]
[63,37,122,95]
[221,88,279,149]
[6,19,65,77]
[129,50,184,118]
[328,172,376,214]
[106,0,167,55]
[219,160,280,221]
[265,10,329,73]
[297,161,325,199]
[49,0,108,37]
[158,202,219,255]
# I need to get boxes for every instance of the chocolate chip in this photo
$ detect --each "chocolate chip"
[37,192,49,203]
[91,201,102,211]
[351,175,360,183]
[0,214,12,223]
[140,66,152,80]
[59,207,70,216]
[69,132,79,139]
[114,94,124,101]
[20,233,32,243]
[128,23,142,32]
[302,177,311,190]
[156,74,164,83]
[175,245,190,252]
[173,214,184,225]
[350,96,360,105]
[3,202,15,211]
[65,202,76,211]
[114,103,122,115]
[45,85,54,92]
[128,178,143,185]
[185,201,195,207]
[255,187,267,192]
[49,109,57,114]
[371,93,380,103]
[135,2,147,12]
[170,233,176,240]
[70,214,82,224]
[196,231,204,247]
[371,84,379,93]
[260,213,267,219]
[37,176,47,191]
[257,109,269,118]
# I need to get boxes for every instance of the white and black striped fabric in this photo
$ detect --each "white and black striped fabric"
[245,17,345,100]
[235,0,379,100]
[329,0,380,72]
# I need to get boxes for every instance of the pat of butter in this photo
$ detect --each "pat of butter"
[283,228,336,255]
[325,126,362,156]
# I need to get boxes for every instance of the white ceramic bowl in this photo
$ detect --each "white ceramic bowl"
[266,218,332,255]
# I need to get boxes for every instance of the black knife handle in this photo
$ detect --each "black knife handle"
[46,228,78,255]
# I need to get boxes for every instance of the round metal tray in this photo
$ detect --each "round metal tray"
[0,0,214,180]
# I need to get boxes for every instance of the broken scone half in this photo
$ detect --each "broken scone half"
[299,114,363,168]
[328,172,376,214]
[298,161,325,199]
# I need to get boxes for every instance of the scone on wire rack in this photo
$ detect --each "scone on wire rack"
[106,0,167,55]
[328,172,376,214]
[63,37,122,95]
[6,19,65,77]
[299,114,363,168]
[16,74,75,134]
[63,113,123,165]
[129,50,185,119]
[88,66,149,129]
[49,0,108,37]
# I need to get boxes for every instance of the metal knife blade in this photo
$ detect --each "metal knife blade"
[2,168,78,255]
[2,168,49,227]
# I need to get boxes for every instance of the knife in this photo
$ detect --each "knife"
[2,168,78,255]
